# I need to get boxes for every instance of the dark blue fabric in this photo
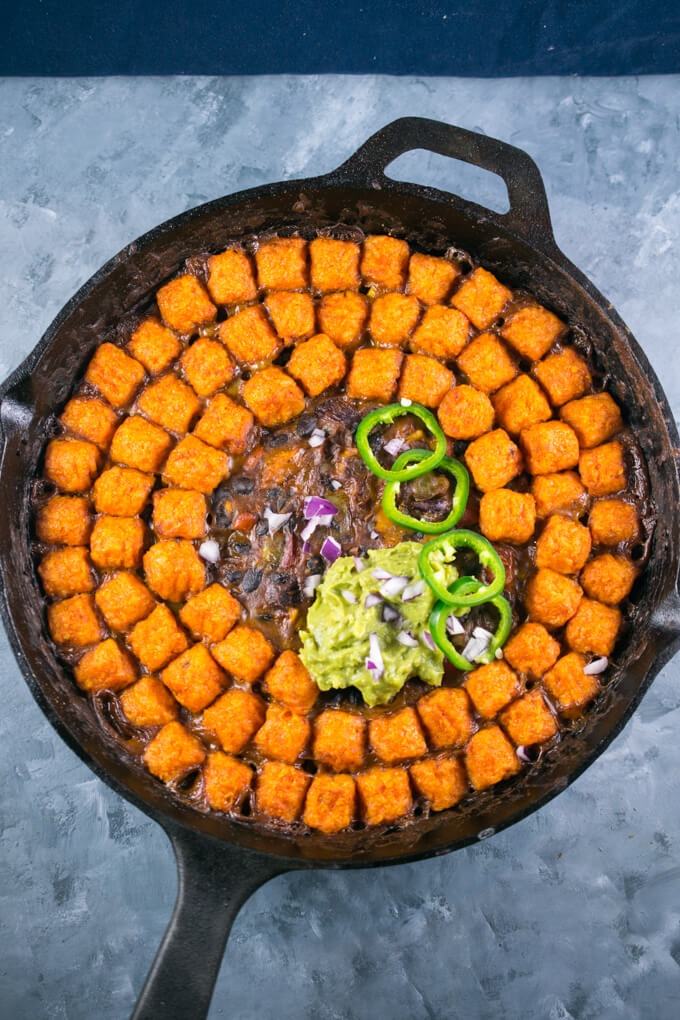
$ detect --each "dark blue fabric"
[4,0,679,76]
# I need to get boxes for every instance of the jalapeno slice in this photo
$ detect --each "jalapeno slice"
[355,403,447,482]
[381,449,470,534]
[429,584,512,671]
[419,528,506,606]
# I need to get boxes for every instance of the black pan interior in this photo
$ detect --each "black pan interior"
[1,176,679,866]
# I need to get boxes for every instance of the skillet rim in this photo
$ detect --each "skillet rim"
[1,121,680,868]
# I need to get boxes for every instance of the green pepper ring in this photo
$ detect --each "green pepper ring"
[419,528,506,606]
[355,403,447,482]
[381,448,470,534]
[429,583,512,671]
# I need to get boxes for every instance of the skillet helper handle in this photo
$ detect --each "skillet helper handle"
[131,826,292,1020]
[331,116,558,254]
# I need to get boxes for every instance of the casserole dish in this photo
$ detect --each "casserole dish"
[1,117,679,1019]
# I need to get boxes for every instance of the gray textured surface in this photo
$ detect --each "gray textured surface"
[1,75,679,1020]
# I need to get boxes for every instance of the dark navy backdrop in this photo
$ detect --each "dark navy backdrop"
[4,0,679,75]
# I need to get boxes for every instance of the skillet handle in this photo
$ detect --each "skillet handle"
[330,116,558,254]
[130,825,294,1020]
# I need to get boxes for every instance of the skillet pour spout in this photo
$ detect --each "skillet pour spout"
[1,118,679,1020]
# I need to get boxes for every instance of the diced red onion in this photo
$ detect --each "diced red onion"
[462,630,492,662]
[421,631,437,652]
[515,746,542,762]
[400,397,413,407]
[370,530,379,540]
[402,579,426,602]
[303,574,322,598]
[584,656,608,675]
[300,512,334,545]
[353,556,366,573]
[330,479,342,490]
[371,567,394,580]
[300,518,318,543]
[365,632,384,680]
[384,437,406,457]
[321,536,342,562]
[263,507,292,534]
[304,496,339,519]
[340,589,358,604]
[302,540,311,554]
[308,429,326,448]
[364,592,382,609]
[381,604,401,624]
[446,613,465,636]
[379,576,410,598]
[397,630,418,647]
[198,539,220,563]
[473,626,494,641]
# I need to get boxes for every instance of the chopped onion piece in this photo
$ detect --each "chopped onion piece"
[365,632,384,679]
[402,579,426,602]
[584,656,608,675]
[397,630,418,647]
[421,631,437,652]
[304,496,339,519]
[371,567,394,580]
[462,630,492,662]
[364,592,382,609]
[198,539,220,563]
[381,604,401,624]
[300,513,334,544]
[300,518,318,543]
[400,397,413,407]
[340,589,358,604]
[353,556,366,573]
[308,429,326,448]
[473,626,495,641]
[516,745,538,764]
[330,479,342,490]
[302,540,311,554]
[384,437,406,457]
[379,575,410,598]
[446,613,465,636]
[370,530,379,540]
[321,536,342,562]
[263,507,292,534]
[303,574,322,598]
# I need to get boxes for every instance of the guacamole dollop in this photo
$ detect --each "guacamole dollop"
[299,541,457,707]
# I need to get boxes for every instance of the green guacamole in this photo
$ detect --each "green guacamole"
[299,542,458,708]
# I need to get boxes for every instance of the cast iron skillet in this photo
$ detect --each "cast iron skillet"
[2,118,680,1020]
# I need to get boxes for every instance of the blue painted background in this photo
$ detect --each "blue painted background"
[3,0,680,76]
[1,74,679,1019]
